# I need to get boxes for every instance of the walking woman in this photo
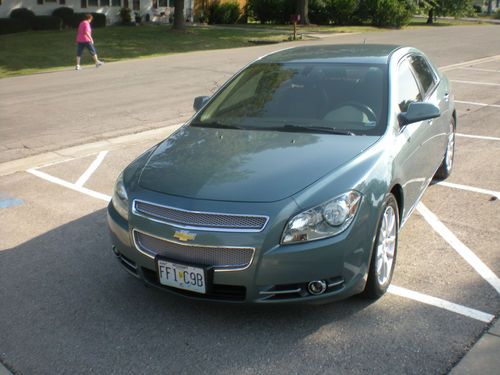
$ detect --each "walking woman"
[75,14,103,70]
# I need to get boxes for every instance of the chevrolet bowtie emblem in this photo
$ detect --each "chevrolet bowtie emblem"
[174,231,196,242]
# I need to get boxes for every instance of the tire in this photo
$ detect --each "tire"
[434,117,456,181]
[363,193,399,299]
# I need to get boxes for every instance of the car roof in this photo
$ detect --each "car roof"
[258,44,404,65]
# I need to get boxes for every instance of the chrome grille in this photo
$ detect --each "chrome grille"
[134,231,254,270]
[133,200,268,232]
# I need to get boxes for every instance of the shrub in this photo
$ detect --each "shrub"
[328,0,359,25]
[53,7,74,28]
[0,18,26,35]
[495,9,500,19]
[32,16,63,31]
[9,8,35,30]
[371,0,413,28]
[119,7,133,25]
[208,1,241,24]
[72,13,106,28]
[91,12,106,27]
[309,0,331,25]
[247,0,296,24]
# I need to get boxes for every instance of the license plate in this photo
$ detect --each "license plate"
[157,259,206,294]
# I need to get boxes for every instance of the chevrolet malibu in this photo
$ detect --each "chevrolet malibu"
[107,44,455,303]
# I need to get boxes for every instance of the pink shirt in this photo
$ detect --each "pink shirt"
[76,20,92,43]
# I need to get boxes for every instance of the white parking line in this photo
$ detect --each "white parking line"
[75,151,108,187]
[440,55,500,72]
[451,80,500,87]
[417,203,500,295]
[456,133,500,141]
[437,181,500,200]
[455,100,500,109]
[388,285,494,323]
[458,67,500,73]
[27,169,111,202]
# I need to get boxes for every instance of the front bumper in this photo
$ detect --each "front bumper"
[107,195,376,304]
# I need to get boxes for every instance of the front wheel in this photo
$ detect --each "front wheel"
[363,193,399,299]
[434,117,456,181]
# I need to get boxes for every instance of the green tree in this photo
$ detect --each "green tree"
[418,0,473,24]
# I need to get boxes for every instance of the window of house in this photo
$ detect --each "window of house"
[88,0,98,6]
[133,0,139,10]
[112,0,121,6]
[81,0,87,8]
[397,59,422,112]
[60,0,66,4]
[37,0,43,4]
[152,0,158,8]
[124,0,129,8]
[159,0,168,6]
[101,0,110,6]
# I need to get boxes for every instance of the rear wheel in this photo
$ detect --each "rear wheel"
[434,117,456,180]
[363,193,399,299]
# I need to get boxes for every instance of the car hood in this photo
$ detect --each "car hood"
[139,126,379,202]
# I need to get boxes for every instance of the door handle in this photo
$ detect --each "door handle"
[444,93,450,102]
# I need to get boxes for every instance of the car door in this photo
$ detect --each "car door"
[394,57,429,216]
[409,54,449,177]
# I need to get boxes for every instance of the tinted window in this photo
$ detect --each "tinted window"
[193,62,389,136]
[410,55,435,95]
[397,59,422,112]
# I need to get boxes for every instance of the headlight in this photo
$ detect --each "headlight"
[281,191,362,244]
[112,172,129,219]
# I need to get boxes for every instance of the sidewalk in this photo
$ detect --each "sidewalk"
[451,318,500,374]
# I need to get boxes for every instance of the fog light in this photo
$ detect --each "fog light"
[307,280,327,295]
[112,245,120,257]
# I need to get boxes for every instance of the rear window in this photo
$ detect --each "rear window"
[192,62,389,136]
[410,55,436,96]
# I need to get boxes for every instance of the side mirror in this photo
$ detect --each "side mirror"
[193,96,209,112]
[398,102,440,126]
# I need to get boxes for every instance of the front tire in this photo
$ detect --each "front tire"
[363,193,399,299]
[434,117,456,180]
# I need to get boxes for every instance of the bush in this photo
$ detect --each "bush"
[9,8,35,30]
[208,1,241,24]
[72,13,106,28]
[328,0,359,25]
[119,7,133,25]
[371,0,413,28]
[32,15,63,30]
[309,0,331,25]
[91,12,106,27]
[247,0,296,24]
[53,7,74,28]
[0,18,26,35]
[495,9,500,19]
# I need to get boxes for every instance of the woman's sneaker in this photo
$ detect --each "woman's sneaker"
[96,61,104,68]
[75,65,81,70]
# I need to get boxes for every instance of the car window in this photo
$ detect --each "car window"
[410,55,436,96]
[194,62,389,136]
[397,59,422,112]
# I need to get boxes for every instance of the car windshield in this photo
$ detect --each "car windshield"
[191,62,389,136]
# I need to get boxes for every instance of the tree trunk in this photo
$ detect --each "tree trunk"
[297,0,310,25]
[487,0,493,15]
[173,0,185,30]
[426,8,434,24]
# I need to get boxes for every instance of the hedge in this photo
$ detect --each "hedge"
[53,7,75,28]
[0,18,26,35]
[208,1,241,24]
[9,8,35,30]
[32,16,63,31]
[72,12,106,28]
[246,0,296,24]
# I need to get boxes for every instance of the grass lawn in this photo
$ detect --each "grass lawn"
[0,25,292,78]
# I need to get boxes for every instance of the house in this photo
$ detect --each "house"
[0,0,246,24]
[0,0,196,24]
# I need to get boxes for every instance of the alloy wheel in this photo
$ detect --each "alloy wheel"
[375,205,397,287]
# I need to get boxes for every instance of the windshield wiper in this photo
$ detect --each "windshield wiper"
[190,121,244,130]
[280,124,355,136]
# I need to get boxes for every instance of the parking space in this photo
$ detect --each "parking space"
[1,56,499,374]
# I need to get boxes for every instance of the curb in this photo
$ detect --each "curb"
[450,318,500,374]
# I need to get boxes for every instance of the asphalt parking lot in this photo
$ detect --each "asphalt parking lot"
[1,53,500,374]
